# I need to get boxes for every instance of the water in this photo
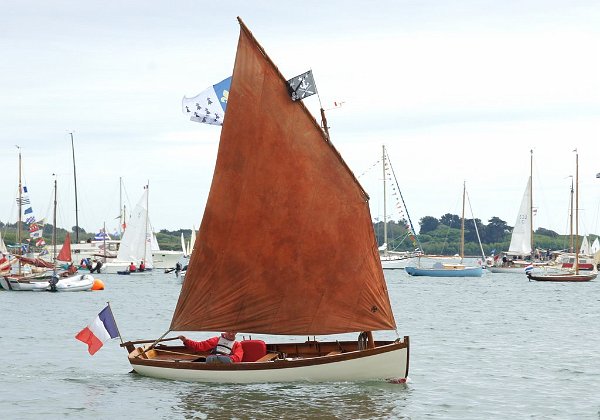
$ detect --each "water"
[2,269,600,419]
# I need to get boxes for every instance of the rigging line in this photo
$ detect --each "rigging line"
[383,148,425,253]
[465,189,486,260]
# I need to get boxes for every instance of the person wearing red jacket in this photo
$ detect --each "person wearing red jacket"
[178,332,243,363]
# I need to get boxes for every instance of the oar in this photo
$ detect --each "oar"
[164,267,175,274]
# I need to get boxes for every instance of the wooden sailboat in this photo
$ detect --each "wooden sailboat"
[527,150,597,282]
[405,182,483,277]
[0,147,52,291]
[120,18,409,383]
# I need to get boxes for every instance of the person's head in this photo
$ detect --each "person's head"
[221,332,237,341]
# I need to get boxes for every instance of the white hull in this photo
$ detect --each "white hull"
[380,256,416,270]
[1,273,94,291]
[488,266,527,274]
[50,274,95,292]
[129,343,408,383]
[151,250,184,269]
[0,276,49,291]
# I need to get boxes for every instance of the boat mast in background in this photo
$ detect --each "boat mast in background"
[461,181,466,263]
[119,177,127,237]
[52,175,57,271]
[17,146,22,275]
[575,149,579,274]
[383,145,388,256]
[70,132,79,243]
[529,149,533,257]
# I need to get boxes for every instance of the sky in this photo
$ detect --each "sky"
[1,0,599,239]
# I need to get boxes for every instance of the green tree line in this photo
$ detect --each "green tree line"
[3,216,597,257]
[375,214,598,256]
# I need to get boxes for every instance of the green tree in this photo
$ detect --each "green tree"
[440,213,460,228]
[419,216,439,234]
[486,217,509,243]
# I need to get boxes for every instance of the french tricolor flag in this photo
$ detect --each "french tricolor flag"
[76,305,119,355]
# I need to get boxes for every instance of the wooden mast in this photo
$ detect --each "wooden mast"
[17,146,22,275]
[569,176,574,253]
[460,181,466,262]
[574,150,579,274]
[52,175,57,273]
[70,132,79,243]
[382,145,387,257]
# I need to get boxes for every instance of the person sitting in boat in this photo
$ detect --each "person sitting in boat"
[178,332,243,363]
[90,259,103,273]
[67,262,77,274]
[174,261,182,276]
[138,260,146,272]
[128,262,137,272]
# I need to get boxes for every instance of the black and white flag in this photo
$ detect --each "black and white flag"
[287,70,317,101]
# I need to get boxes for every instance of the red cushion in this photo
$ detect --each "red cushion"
[241,340,267,362]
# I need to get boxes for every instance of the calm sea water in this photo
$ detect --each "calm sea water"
[1,268,599,419]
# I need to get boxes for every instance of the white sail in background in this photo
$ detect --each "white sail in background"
[117,188,153,268]
[180,233,188,257]
[0,231,7,253]
[508,177,532,256]
[151,231,160,251]
[580,235,591,255]
[591,237,600,254]
[189,226,197,255]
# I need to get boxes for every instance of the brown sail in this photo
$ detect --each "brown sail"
[170,18,396,335]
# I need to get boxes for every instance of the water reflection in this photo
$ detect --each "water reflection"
[175,381,410,419]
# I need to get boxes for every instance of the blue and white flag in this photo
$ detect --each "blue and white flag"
[182,77,231,126]
[94,231,112,241]
[524,264,534,273]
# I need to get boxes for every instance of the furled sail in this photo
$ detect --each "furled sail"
[508,177,532,256]
[171,18,396,335]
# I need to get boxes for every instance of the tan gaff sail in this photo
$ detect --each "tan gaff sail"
[171,18,396,335]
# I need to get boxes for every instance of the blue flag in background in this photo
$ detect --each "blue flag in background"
[182,77,231,126]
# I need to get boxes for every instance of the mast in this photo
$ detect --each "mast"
[569,176,574,253]
[119,177,123,237]
[70,132,79,243]
[461,181,466,262]
[143,181,149,266]
[52,175,57,273]
[17,146,22,275]
[382,145,387,256]
[529,149,534,258]
[103,221,107,263]
[574,150,579,274]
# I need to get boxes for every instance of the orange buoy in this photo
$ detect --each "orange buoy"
[92,278,105,290]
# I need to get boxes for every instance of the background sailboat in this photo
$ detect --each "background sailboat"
[102,186,153,274]
[375,145,422,269]
[527,150,597,282]
[405,182,483,277]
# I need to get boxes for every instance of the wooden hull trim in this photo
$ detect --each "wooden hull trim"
[527,273,597,282]
[127,338,409,383]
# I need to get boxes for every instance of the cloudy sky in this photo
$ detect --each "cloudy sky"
[1,1,599,239]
